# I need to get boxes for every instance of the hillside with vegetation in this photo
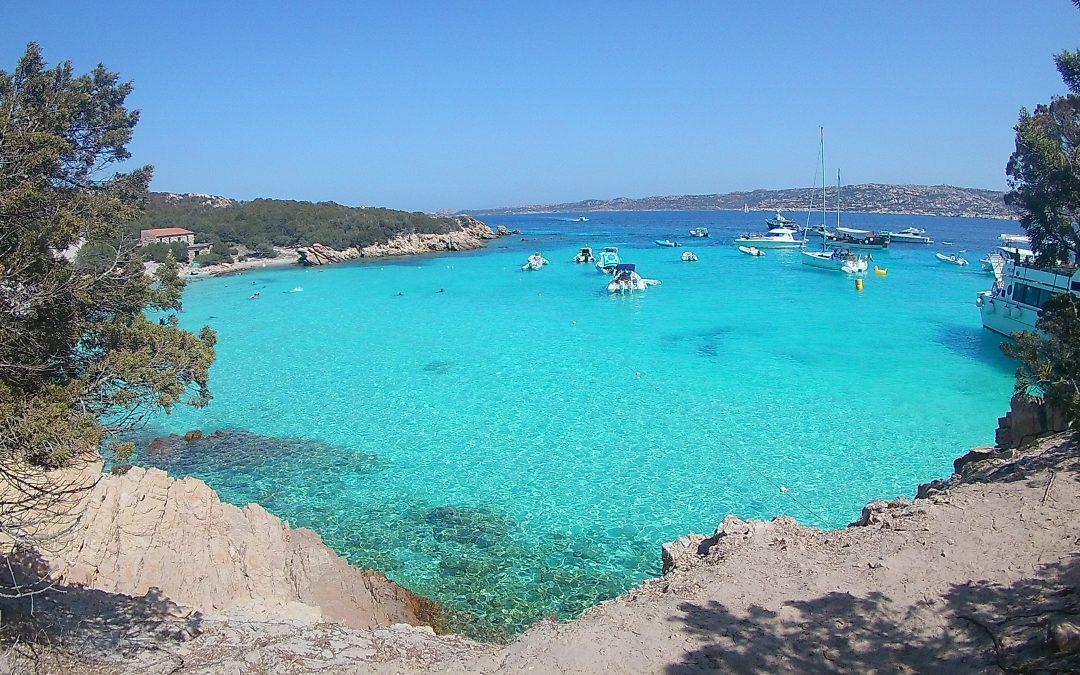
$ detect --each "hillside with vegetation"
[472,183,1018,219]
[129,192,464,262]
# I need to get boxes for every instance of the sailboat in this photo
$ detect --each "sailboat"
[743,203,749,213]
[801,130,869,274]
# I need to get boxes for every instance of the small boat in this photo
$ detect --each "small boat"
[681,251,698,262]
[573,216,590,222]
[607,263,661,293]
[874,266,888,276]
[738,245,766,257]
[689,227,709,238]
[881,227,933,244]
[596,246,621,274]
[574,246,594,263]
[521,252,549,271]
[655,239,680,247]
[935,252,968,266]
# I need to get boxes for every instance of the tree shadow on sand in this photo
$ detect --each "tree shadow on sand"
[0,549,202,673]
[666,555,1080,673]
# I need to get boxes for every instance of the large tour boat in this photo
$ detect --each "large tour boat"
[977,258,1080,337]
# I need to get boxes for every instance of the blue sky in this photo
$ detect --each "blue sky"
[4,1,1079,212]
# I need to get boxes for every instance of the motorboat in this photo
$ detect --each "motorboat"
[607,263,661,293]
[655,239,680,247]
[738,245,766,257]
[935,252,969,266]
[521,252,549,271]
[803,224,837,238]
[765,212,797,228]
[574,246,594,263]
[596,246,621,274]
[977,257,1077,337]
[573,216,590,222]
[824,226,891,249]
[801,248,870,273]
[881,227,933,244]
[999,233,1031,246]
[734,226,803,249]
[681,251,698,262]
[689,227,709,238]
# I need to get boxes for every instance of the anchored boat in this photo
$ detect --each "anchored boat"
[655,239,680,247]
[689,227,709,238]
[880,227,932,244]
[596,246,621,274]
[935,252,969,266]
[607,263,661,293]
[521,252,549,271]
[574,246,594,263]
[738,245,766,257]
[681,251,698,262]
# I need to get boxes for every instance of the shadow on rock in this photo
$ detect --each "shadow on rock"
[0,549,202,672]
[665,555,1080,673]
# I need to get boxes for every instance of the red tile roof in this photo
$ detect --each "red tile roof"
[142,227,194,236]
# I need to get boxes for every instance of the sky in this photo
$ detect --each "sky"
[4,1,1080,213]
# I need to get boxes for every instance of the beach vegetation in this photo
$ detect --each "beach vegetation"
[130,195,460,253]
[1004,22,1080,424]
[0,44,216,565]
[1004,45,1080,265]
[1003,293,1080,421]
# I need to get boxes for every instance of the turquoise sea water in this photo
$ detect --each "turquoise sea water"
[135,210,1019,636]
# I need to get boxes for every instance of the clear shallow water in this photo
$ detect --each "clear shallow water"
[134,210,1020,636]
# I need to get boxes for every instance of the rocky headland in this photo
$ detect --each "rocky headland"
[176,217,515,278]
[3,396,1077,673]
[295,216,508,266]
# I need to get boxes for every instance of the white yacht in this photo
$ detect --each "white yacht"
[734,225,804,249]
[999,233,1031,246]
[881,227,933,244]
[978,259,1080,337]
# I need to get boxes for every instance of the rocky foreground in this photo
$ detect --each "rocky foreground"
[3,415,1079,672]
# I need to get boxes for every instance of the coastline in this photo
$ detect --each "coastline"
[7,396,1077,672]
[173,216,510,279]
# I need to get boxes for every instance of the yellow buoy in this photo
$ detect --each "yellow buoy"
[875,266,888,276]
[855,278,864,291]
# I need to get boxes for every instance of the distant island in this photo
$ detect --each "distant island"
[467,184,1019,220]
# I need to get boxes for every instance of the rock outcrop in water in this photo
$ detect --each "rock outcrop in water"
[40,464,444,631]
[297,216,500,266]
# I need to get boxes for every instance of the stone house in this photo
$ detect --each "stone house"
[140,227,212,262]
[140,227,195,247]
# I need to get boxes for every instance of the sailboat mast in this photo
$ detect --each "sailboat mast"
[836,169,841,230]
[820,127,826,231]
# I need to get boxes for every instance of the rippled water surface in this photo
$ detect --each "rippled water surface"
[135,211,1020,635]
